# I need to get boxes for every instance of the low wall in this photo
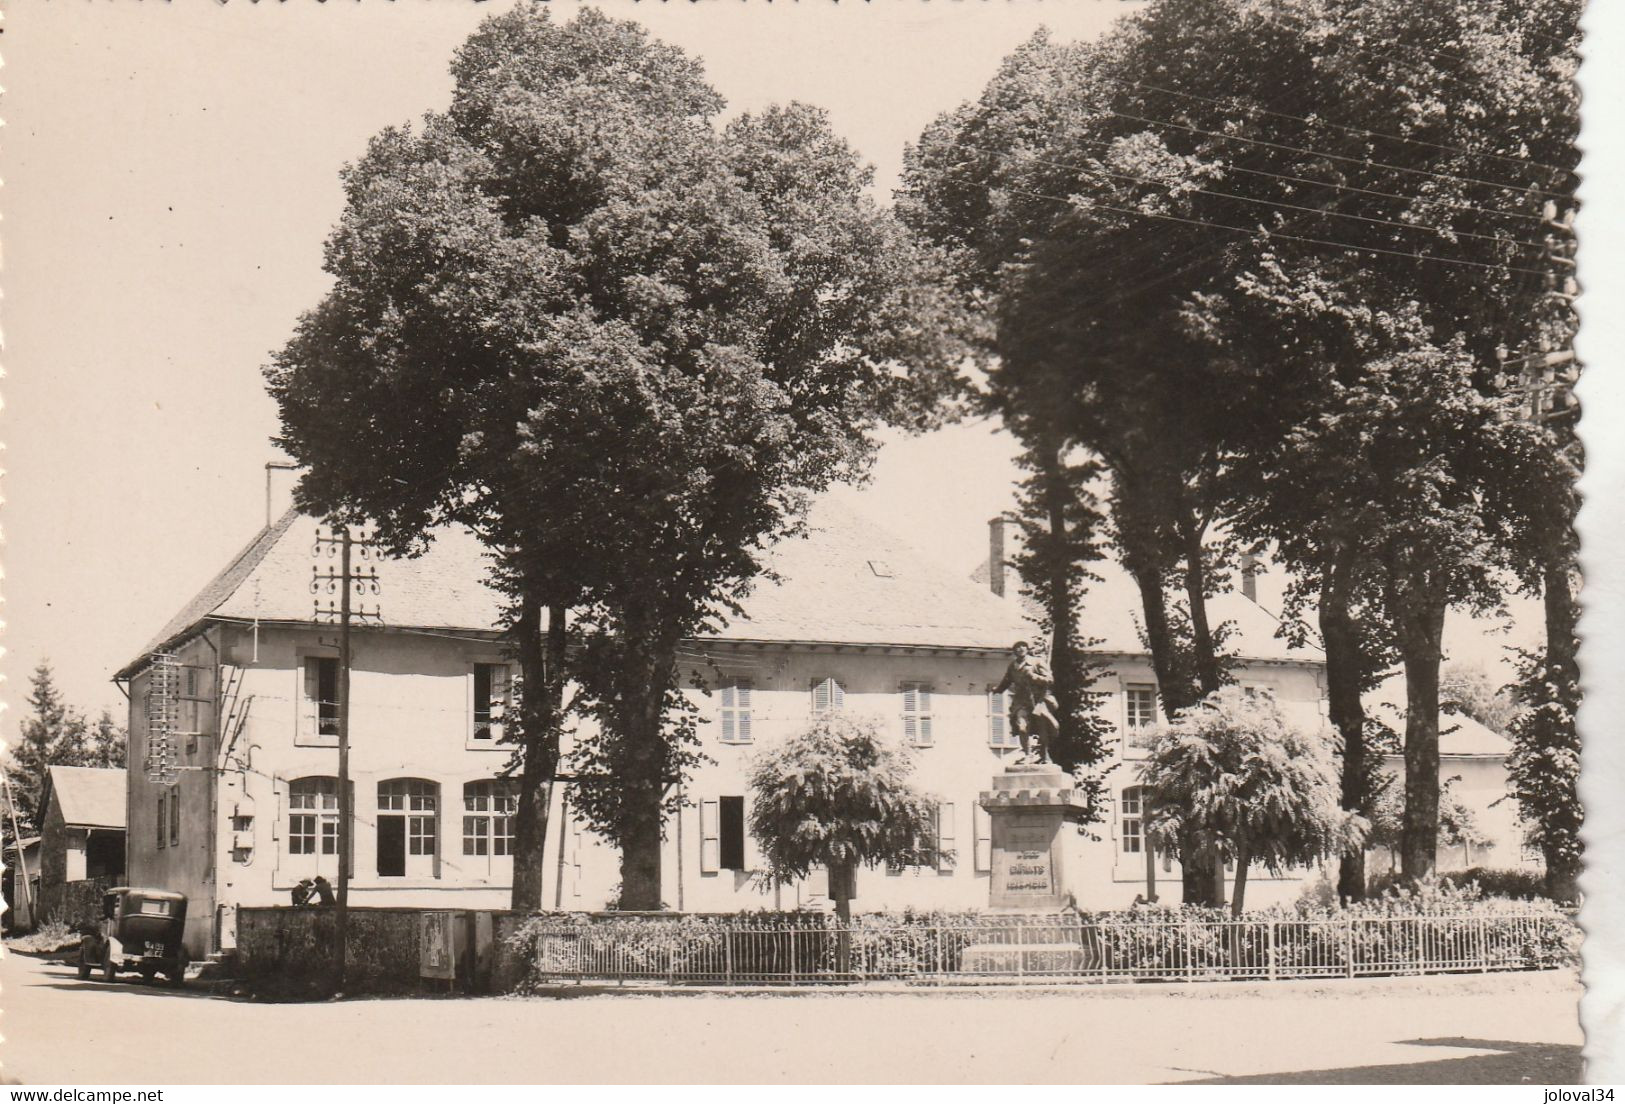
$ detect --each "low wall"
[39,876,118,930]
[236,906,527,997]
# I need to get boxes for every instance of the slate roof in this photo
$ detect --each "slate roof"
[1371,703,1511,758]
[974,555,1324,665]
[119,499,1033,676]
[44,767,127,830]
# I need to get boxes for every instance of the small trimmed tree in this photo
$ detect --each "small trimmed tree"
[747,715,939,925]
[1142,688,1363,915]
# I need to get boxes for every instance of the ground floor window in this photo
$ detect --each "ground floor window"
[463,779,517,858]
[289,777,339,856]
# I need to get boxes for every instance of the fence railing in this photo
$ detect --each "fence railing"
[517,910,1577,986]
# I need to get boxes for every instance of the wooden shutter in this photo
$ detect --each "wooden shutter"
[812,677,843,715]
[902,684,917,742]
[938,801,956,870]
[737,682,752,741]
[489,666,508,741]
[300,658,318,738]
[720,683,736,743]
[699,799,720,874]
[974,804,992,872]
[988,689,1007,746]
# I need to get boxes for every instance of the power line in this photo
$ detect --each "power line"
[1012,188,1554,277]
[1125,79,1572,176]
[1100,109,1572,202]
[1056,160,1548,252]
[1017,134,1551,230]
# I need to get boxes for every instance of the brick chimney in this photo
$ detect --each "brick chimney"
[1240,551,1259,603]
[988,516,1007,597]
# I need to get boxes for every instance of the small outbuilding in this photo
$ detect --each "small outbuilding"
[37,766,127,924]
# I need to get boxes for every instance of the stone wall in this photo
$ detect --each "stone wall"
[236,906,520,996]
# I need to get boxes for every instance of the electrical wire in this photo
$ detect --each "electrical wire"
[1099,108,1571,201]
[1010,187,1554,277]
[1123,79,1572,176]
[1057,160,1549,252]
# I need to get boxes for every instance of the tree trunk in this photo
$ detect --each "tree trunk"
[1398,592,1447,883]
[1178,512,1223,696]
[1540,548,1583,904]
[511,599,566,912]
[1230,844,1250,918]
[1321,559,1372,903]
[617,786,664,910]
[1038,445,1089,770]
[832,861,854,974]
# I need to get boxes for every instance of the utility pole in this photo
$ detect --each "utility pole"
[313,525,381,994]
[2,772,36,927]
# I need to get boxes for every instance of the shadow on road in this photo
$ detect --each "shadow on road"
[1180,1038,1582,1085]
[25,961,231,1001]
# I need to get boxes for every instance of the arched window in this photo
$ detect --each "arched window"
[377,779,438,878]
[288,777,339,856]
[462,780,518,859]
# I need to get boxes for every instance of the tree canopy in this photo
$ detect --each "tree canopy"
[1141,688,1363,914]
[747,714,939,923]
[265,4,969,909]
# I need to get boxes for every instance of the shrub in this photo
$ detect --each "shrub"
[1368,867,1549,901]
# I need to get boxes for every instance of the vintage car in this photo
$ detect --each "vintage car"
[77,887,190,987]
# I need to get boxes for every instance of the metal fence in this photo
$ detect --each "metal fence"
[519,910,1577,986]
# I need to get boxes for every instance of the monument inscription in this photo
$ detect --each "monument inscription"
[990,813,1058,900]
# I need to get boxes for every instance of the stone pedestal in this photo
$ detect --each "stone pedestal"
[978,765,1089,911]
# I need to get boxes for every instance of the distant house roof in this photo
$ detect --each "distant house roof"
[118,499,1033,678]
[1371,703,1511,758]
[43,766,127,831]
[973,553,1325,666]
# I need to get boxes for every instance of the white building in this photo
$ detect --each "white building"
[119,493,1507,956]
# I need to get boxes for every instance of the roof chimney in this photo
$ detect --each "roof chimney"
[1240,551,1259,603]
[988,516,1007,597]
[265,460,300,527]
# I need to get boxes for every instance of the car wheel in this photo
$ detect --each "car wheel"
[77,942,93,980]
[100,945,117,983]
[168,947,190,989]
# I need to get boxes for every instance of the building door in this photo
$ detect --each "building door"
[377,817,406,877]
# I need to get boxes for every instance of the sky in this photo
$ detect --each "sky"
[0,0,1598,740]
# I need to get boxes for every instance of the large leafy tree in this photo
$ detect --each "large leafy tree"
[903,0,1577,895]
[747,715,939,925]
[266,5,966,910]
[1142,688,1363,915]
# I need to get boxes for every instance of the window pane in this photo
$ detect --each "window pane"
[719,796,746,871]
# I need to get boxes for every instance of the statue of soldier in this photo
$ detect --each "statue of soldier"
[993,640,1060,766]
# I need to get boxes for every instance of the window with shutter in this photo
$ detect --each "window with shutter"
[988,689,1016,748]
[169,788,180,846]
[699,799,720,874]
[720,680,753,744]
[974,804,992,872]
[937,802,956,871]
[156,794,166,850]
[901,682,933,746]
[811,677,844,716]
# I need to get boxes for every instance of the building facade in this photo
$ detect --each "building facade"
[121,496,1481,955]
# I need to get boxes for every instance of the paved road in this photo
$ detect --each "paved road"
[0,950,1583,1084]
